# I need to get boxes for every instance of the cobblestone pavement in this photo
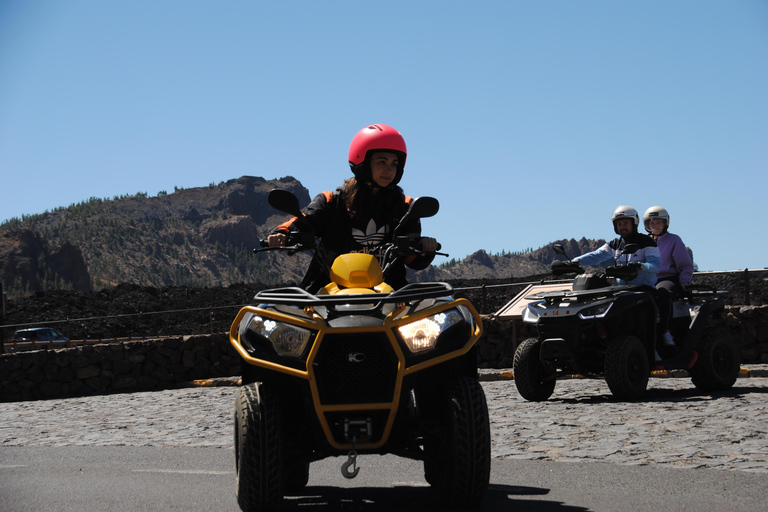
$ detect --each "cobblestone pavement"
[2,374,768,473]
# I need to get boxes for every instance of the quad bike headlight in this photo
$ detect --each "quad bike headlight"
[398,307,466,353]
[245,314,312,357]
[578,302,612,319]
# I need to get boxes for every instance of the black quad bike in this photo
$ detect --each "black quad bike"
[513,244,740,401]
[229,190,490,511]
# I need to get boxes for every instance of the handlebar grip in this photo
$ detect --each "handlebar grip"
[259,239,269,248]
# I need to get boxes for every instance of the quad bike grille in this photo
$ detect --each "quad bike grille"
[313,332,399,405]
[537,316,582,343]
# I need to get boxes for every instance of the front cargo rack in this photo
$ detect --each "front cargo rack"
[251,282,455,307]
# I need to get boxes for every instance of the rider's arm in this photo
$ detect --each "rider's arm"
[671,234,694,285]
[640,245,661,274]
[572,243,614,267]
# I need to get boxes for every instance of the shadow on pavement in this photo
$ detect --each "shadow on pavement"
[281,483,588,511]
[550,384,768,405]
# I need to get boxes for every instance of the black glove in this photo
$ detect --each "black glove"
[552,260,582,274]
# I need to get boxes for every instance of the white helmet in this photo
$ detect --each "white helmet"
[643,206,670,233]
[611,205,640,234]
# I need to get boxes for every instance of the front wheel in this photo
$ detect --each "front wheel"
[604,335,649,400]
[426,377,491,509]
[513,338,556,401]
[283,461,309,494]
[689,326,740,391]
[234,382,284,512]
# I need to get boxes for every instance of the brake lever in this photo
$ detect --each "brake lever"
[412,248,449,257]
[253,244,309,254]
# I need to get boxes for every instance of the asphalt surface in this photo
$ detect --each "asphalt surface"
[2,367,768,472]
[3,446,768,512]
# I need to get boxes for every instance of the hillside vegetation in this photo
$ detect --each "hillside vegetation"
[0,176,603,299]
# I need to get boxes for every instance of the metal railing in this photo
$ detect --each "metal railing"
[2,335,184,354]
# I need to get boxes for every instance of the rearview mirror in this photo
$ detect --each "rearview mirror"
[394,197,439,234]
[622,243,639,255]
[268,189,303,218]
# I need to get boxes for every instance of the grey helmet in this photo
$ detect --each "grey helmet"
[611,205,640,234]
[643,206,670,234]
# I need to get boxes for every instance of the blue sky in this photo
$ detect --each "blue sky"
[1,1,766,272]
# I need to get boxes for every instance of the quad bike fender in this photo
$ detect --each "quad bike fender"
[229,299,483,451]
[678,299,725,350]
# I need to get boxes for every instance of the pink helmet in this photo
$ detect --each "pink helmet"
[348,124,407,186]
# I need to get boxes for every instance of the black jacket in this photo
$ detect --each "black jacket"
[273,187,434,292]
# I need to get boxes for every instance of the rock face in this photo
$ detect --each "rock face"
[431,238,606,281]
[5,171,750,306]
[0,176,312,297]
[0,230,91,294]
[200,215,260,248]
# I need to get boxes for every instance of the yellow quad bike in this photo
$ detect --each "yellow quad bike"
[229,189,490,511]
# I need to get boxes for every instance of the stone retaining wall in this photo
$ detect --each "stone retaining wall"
[0,334,239,402]
[2,305,766,402]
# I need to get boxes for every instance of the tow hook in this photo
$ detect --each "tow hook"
[341,439,360,479]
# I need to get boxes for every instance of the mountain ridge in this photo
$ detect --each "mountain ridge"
[0,176,604,299]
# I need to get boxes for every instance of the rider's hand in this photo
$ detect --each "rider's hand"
[420,237,438,252]
[268,233,287,247]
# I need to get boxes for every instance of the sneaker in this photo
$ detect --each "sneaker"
[662,332,675,347]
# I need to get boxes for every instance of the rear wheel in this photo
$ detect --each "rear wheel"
[234,382,284,512]
[604,335,649,400]
[690,326,740,391]
[426,377,491,509]
[513,338,556,401]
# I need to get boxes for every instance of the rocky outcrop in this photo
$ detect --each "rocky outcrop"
[433,239,607,281]
[200,215,261,248]
[48,242,91,291]
[0,176,312,297]
[0,230,91,293]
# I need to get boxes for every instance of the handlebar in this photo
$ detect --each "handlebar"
[551,260,584,276]
[605,264,639,281]
[255,236,446,257]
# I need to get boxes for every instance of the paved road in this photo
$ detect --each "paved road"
[2,374,768,511]
[2,373,768,472]
[3,446,768,512]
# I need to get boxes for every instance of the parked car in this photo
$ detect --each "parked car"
[10,327,69,344]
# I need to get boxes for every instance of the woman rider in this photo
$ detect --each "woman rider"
[268,124,437,293]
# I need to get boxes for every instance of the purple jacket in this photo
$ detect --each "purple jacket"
[656,232,694,285]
